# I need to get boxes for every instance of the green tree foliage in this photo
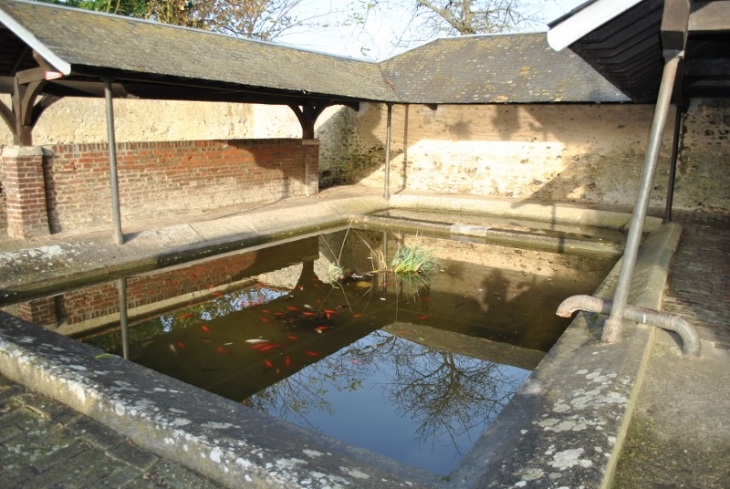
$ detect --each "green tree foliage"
[37,0,147,17]
[145,0,205,28]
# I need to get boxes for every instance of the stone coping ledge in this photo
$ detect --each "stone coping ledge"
[443,222,682,488]
[389,192,663,233]
[0,311,438,488]
[0,189,655,297]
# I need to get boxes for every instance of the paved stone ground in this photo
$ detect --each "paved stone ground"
[0,374,224,489]
[662,211,730,349]
[613,212,730,488]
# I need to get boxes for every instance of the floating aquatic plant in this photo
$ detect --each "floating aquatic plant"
[326,262,345,285]
[390,244,439,276]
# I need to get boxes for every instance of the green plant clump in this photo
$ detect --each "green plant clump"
[326,262,345,285]
[390,244,439,275]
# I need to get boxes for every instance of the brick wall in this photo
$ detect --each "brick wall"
[40,138,318,234]
[57,250,258,325]
[1,146,51,238]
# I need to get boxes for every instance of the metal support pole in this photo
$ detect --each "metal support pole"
[384,103,393,200]
[117,277,130,360]
[104,78,124,245]
[382,231,389,292]
[402,105,409,189]
[663,107,683,223]
[602,53,682,344]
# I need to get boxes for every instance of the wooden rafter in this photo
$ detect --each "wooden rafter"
[661,0,690,53]
[2,52,65,146]
[289,100,359,139]
[689,1,730,32]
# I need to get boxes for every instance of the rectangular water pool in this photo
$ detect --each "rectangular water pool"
[4,223,619,476]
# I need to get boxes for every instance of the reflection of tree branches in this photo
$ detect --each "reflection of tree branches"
[244,375,334,430]
[244,329,526,462]
[374,338,526,457]
[245,331,392,425]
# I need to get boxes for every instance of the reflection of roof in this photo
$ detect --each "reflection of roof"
[0,0,628,106]
[379,34,628,103]
[548,0,730,103]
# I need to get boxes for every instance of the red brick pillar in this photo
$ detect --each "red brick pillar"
[16,297,59,328]
[2,146,50,238]
[302,139,320,196]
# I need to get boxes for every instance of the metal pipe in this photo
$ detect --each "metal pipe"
[104,78,124,245]
[663,107,683,223]
[382,230,389,292]
[602,53,682,344]
[384,103,393,200]
[402,104,409,190]
[117,277,130,360]
[557,294,700,357]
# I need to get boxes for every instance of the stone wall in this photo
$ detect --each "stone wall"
[0,97,258,145]
[325,100,729,213]
[673,99,730,213]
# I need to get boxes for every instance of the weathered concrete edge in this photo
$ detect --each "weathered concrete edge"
[0,191,641,297]
[0,194,391,293]
[389,192,663,232]
[443,222,681,489]
[352,214,624,256]
[0,312,439,489]
[599,222,683,489]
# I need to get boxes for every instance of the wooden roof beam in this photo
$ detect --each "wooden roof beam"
[661,0,690,53]
[690,1,730,32]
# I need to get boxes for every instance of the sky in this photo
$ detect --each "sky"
[275,0,588,60]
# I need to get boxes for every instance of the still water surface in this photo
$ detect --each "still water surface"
[77,225,616,475]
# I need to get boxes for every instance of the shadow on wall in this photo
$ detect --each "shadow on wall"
[315,103,398,188]
[325,101,730,214]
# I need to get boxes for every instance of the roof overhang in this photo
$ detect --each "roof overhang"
[548,0,730,103]
[547,0,645,52]
[0,0,628,108]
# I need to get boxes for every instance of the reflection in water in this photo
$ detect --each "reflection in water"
[247,331,529,475]
[67,225,617,476]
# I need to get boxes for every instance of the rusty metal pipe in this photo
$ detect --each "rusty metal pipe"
[557,294,700,357]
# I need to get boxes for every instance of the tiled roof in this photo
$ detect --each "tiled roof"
[0,0,628,105]
[379,33,628,103]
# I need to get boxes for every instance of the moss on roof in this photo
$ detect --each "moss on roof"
[0,0,628,104]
